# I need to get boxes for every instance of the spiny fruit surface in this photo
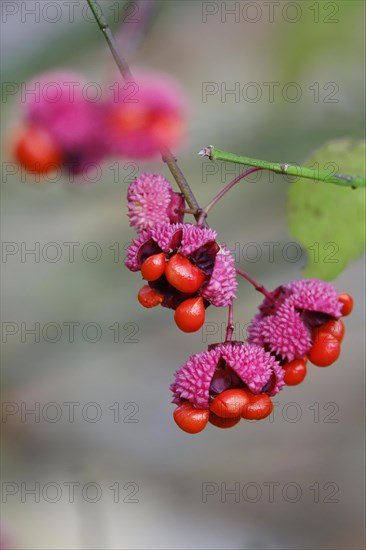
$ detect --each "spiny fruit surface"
[208,411,241,429]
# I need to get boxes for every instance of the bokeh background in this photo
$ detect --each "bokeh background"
[1,1,365,548]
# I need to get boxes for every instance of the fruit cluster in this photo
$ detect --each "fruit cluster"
[11,70,186,176]
[124,174,353,434]
[247,280,353,387]
[171,291,352,433]
[127,223,238,332]
[11,5,357,442]
[283,317,347,385]
[125,174,237,332]
[171,341,283,433]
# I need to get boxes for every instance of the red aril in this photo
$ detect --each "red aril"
[137,285,164,308]
[313,319,345,343]
[166,254,206,294]
[283,358,307,386]
[14,125,63,174]
[174,297,205,333]
[241,393,273,421]
[338,293,353,316]
[308,333,340,367]
[173,402,209,434]
[141,253,166,281]
[209,411,240,429]
[210,388,251,418]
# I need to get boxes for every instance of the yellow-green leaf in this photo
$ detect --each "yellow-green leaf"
[287,138,366,280]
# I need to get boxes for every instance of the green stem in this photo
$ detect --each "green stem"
[199,146,366,188]
[86,0,201,214]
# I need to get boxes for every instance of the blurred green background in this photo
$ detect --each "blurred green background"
[1,1,365,548]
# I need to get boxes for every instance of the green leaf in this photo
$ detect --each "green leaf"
[287,138,366,280]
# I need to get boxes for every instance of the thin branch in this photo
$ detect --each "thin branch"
[86,0,201,214]
[235,268,274,301]
[87,0,133,80]
[160,147,201,212]
[202,167,263,216]
[225,302,234,342]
